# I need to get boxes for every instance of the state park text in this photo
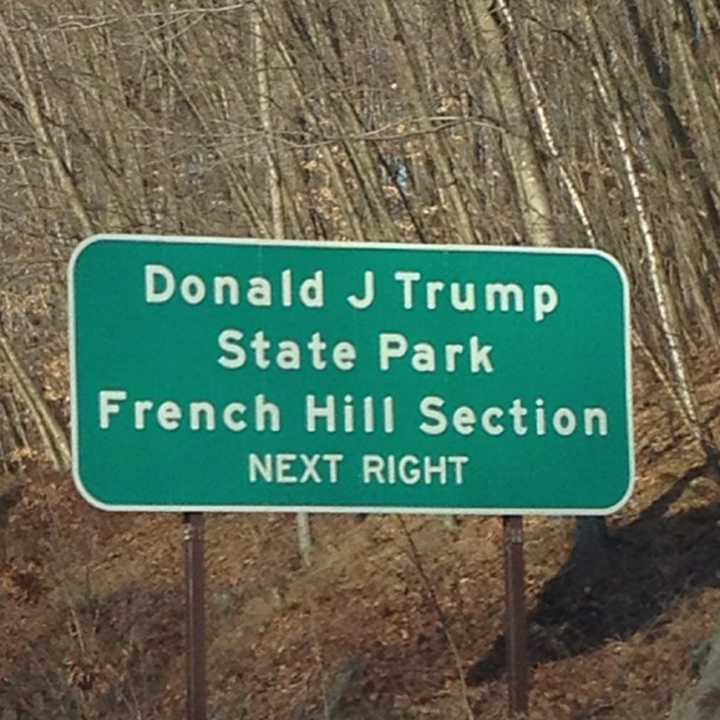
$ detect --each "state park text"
[69,237,633,513]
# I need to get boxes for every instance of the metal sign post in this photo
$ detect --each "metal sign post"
[504,515,528,716]
[183,512,207,720]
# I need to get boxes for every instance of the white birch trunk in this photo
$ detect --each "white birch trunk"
[494,0,597,248]
[255,7,314,566]
[584,10,715,457]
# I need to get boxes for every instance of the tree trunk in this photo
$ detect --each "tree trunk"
[479,1,614,564]
[256,7,314,567]
[0,334,70,470]
[475,1,555,246]
[569,517,611,575]
[584,5,718,468]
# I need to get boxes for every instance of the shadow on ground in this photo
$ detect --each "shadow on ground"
[466,465,720,685]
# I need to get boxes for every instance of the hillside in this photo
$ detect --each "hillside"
[2,2,720,718]
[0,352,719,719]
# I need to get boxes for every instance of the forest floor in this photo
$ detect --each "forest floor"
[1,349,720,720]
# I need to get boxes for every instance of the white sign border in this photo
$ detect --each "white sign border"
[68,234,634,516]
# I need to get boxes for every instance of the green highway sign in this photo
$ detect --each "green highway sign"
[69,235,633,514]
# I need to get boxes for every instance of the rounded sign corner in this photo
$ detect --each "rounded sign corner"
[71,467,120,513]
[70,234,109,262]
[606,474,636,516]
[580,473,636,517]
[588,248,631,291]
[67,236,114,293]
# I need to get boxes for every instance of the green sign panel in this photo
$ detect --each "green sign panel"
[69,235,633,514]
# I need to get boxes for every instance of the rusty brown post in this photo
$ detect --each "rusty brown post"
[184,512,207,720]
[503,515,529,716]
